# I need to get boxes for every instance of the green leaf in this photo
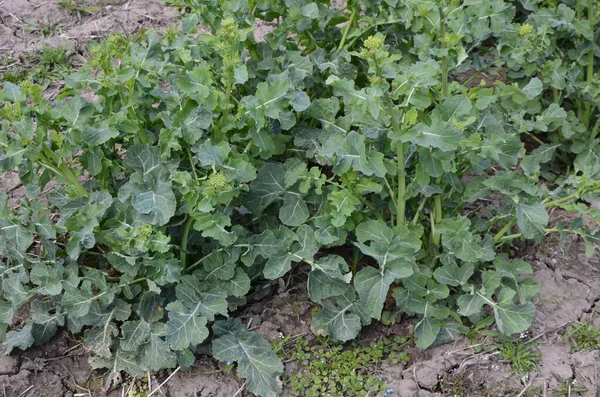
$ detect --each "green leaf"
[81,125,119,145]
[245,163,286,213]
[3,323,34,354]
[484,293,536,335]
[354,220,421,273]
[328,190,360,227]
[193,212,236,246]
[213,319,283,397]
[437,217,483,262]
[90,349,145,390]
[84,322,118,358]
[414,317,441,350]
[516,199,548,240]
[124,145,161,176]
[307,255,352,302]
[354,267,395,321]
[279,192,309,226]
[30,301,64,345]
[433,263,474,287]
[521,77,543,100]
[311,301,361,343]
[401,96,472,152]
[138,292,165,323]
[320,131,387,177]
[165,300,209,351]
[141,324,177,371]
[521,144,560,178]
[234,65,249,84]
[120,320,151,352]
[128,178,176,226]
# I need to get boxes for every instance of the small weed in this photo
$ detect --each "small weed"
[553,378,588,396]
[58,0,102,15]
[0,45,73,88]
[285,336,409,397]
[496,336,540,374]
[58,0,79,13]
[565,322,600,352]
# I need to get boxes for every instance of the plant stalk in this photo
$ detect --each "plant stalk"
[180,215,194,269]
[385,97,405,225]
[41,145,88,197]
[583,0,595,128]
[493,219,516,242]
[338,8,356,51]
[431,5,449,245]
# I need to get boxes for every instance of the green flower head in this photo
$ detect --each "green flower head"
[361,35,384,57]
[519,23,534,37]
[207,172,228,190]
[218,18,239,43]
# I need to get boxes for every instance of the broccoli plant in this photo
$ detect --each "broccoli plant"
[1,0,600,396]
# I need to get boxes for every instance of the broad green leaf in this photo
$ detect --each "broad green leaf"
[279,192,309,226]
[516,199,548,240]
[311,302,361,342]
[437,217,483,262]
[3,323,34,354]
[245,163,286,213]
[457,294,486,317]
[129,178,176,226]
[138,292,165,323]
[193,212,236,246]
[328,190,360,227]
[521,144,560,178]
[165,301,209,351]
[433,263,474,287]
[307,255,352,302]
[90,349,145,390]
[521,77,543,100]
[30,301,64,345]
[84,322,118,358]
[141,324,177,371]
[124,145,161,176]
[81,125,119,145]
[320,131,387,177]
[213,319,283,397]
[120,320,151,351]
[354,220,421,273]
[354,267,395,320]
[414,317,441,350]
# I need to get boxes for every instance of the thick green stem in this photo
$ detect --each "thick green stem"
[352,246,359,276]
[412,197,427,225]
[180,216,194,269]
[385,97,405,225]
[493,219,516,242]
[41,146,88,197]
[439,6,449,98]
[338,8,356,51]
[431,6,448,245]
[432,186,443,246]
[396,142,406,226]
[584,5,595,128]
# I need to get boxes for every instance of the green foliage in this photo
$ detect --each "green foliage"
[1,0,600,395]
[565,322,600,352]
[287,336,409,397]
[496,335,540,374]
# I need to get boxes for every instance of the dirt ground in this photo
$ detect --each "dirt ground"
[1,2,600,397]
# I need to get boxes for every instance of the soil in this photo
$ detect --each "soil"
[0,0,178,57]
[2,2,600,397]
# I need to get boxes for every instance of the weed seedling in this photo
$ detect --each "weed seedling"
[287,337,408,396]
[496,336,540,375]
[565,322,600,352]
